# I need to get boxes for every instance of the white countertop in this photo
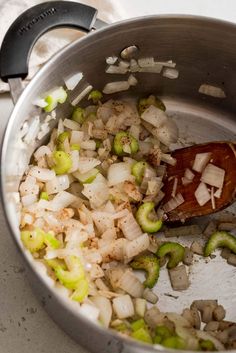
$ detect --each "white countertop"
[1,1,236,353]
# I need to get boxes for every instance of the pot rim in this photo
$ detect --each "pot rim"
[1,13,236,353]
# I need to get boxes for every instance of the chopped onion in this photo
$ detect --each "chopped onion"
[129,59,140,72]
[92,211,114,234]
[64,72,83,90]
[185,168,195,181]
[138,57,155,67]
[76,157,101,174]
[80,140,96,151]
[106,65,127,74]
[118,270,144,298]
[139,64,163,73]
[80,303,100,322]
[70,130,84,144]
[103,81,130,94]
[211,187,216,210]
[71,85,93,106]
[156,120,179,146]
[141,105,168,128]
[41,191,77,211]
[196,331,224,351]
[112,295,134,319]
[201,163,225,189]
[19,175,39,196]
[162,67,179,79]
[68,150,80,173]
[125,233,150,259]
[23,116,40,144]
[90,296,112,328]
[119,212,143,240]
[21,194,37,207]
[129,125,140,140]
[82,174,109,208]
[214,188,222,198]
[156,60,176,68]
[134,298,147,317]
[146,177,163,196]
[199,84,226,98]
[63,118,80,131]
[107,162,133,186]
[34,145,51,160]
[192,152,212,173]
[163,193,184,212]
[32,98,47,108]
[182,176,192,186]
[143,288,158,304]
[161,153,177,166]
[106,56,118,65]
[127,74,138,86]
[194,182,211,206]
[29,166,55,182]
[46,175,70,194]
[171,177,178,197]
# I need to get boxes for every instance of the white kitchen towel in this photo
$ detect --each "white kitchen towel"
[0,0,125,92]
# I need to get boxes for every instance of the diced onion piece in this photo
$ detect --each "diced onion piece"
[71,85,93,106]
[23,116,40,144]
[103,81,130,94]
[156,60,176,68]
[134,298,147,317]
[141,105,168,128]
[70,130,84,144]
[118,270,144,298]
[128,74,138,86]
[64,72,83,90]
[69,150,80,173]
[157,120,179,146]
[119,212,143,240]
[162,67,179,79]
[163,193,184,212]
[112,295,134,319]
[139,64,163,73]
[106,65,127,74]
[161,153,177,166]
[171,177,178,197]
[77,157,101,174]
[50,191,77,211]
[130,59,140,72]
[129,125,140,140]
[106,56,118,65]
[184,168,195,181]
[92,211,114,234]
[211,187,216,210]
[34,145,51,160]
[21,194,37,207]
[80,140,96,151]
[29,166,55,182]
[143,288,158,304]
[192,152,212,173]
[138,57,155,67]
[80,303,100,322]
[182,176,192,186]
[90,296,112,328]
[214,188,222,199]
[199,84,226,98]
[107,162,133,186]
[194,182,211,206]
[32,98,47,108]
[125,233,150,259]
[82,174,109,208]
[63,118,80,131]
[201,163,225,189]
[45,175,70,194]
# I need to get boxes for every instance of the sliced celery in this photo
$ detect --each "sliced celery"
[21,228,45,253]
[131,161,147,185]
[52,151,72,175]
[71,143,81,151]
[130,254,160,288]
[46,258,67,271]
[131,327,153,344]
[75,168,99,184]
[138,95,166,115]
[199,339,216,351]
[136,202,162,233]
[157,242,185,269]
[130,319,146,332]
[204,231,236,256]
[55,256,85,290]
[88,90,103,103]
[71,278,89,302]
[72,107,85,124]
[113,131,139,156]
[44,87,67,112]
[44,232,60,249]
[40,191,49,201]
[161,336,186,349]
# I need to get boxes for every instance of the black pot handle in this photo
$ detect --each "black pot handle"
[0,1,98,82]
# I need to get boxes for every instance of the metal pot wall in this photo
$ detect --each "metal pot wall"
[0,2,236,353]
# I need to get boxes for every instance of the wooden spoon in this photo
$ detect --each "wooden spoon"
[161,141,236,222]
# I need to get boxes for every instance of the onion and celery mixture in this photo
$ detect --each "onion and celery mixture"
[19,89,236,351]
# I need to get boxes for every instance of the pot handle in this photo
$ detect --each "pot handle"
[0,1,99,82]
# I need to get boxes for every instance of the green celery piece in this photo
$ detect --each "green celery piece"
[57,131,71,143]
[54,256,85,290]
[113,131,139,156]
[44,95,58,112]
[75,168,99,184]
[204,231,236,256]
[199,339,216,351]
[40,191,49,201]
[46,258,67,271]
[88,90,103,103]
[157,242,185,269]
[161,336,186,349]
[131,327,153,344]
[136,202,162,233]
[130,254,160,288]
[52,151,72,175]
[130,319,146,332]
[44,87,67,112]
[72,107,85,124]
[71,278,89,302]
[44,232,60,249]
[153,335,163,344]
[155,325,173,338]
[21,228,45,253]
[131,161,147,185]
[138,95,166,115]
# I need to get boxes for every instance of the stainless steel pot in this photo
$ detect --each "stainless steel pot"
[0,2,236,353]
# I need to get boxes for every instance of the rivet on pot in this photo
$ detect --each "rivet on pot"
[120,45,139,60]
